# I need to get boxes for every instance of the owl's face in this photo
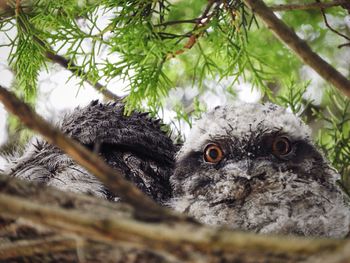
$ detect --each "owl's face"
[170,103,350,238]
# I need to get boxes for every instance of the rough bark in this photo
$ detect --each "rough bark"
[0,174,349,262]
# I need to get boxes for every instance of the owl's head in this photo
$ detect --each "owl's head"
[170,103,350,237]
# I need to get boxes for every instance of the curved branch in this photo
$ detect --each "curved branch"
[315,0,350,48]
[244,0,350,98]
[0,174,349,262]
[270,0,348,12]
[0,236,80,260]
[0,84,173,220]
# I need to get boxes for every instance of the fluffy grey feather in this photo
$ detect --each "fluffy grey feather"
[170,102,350,238]
[4,100,176,204]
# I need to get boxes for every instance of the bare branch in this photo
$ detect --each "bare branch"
[339,42,350,48]
[0,84,174,220]
[270,0,348,12]
[0,236,80,260]
[243,0,350,98]
[315,0,350,48]
[45,51,122,102]
[0,174,349,262]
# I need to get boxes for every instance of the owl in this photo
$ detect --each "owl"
[4,101,350,238]
[4,100,176,204]
[170,102,350,238]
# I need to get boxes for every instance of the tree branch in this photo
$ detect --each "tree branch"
[269,0,348,12]
[0,84,174,220]
[45,51,122,102]
[0,236,81,260]
[0,174,349,262]
[243,0,350,98]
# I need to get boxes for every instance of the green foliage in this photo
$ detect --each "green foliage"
[276,80,310,116]
[314,90,350,194]
[0,0,271,110]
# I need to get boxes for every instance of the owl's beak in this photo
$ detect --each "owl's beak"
[222,159,266,181]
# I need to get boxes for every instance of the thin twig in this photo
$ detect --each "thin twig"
[154,18,199,27]
[0,84,173,220]
[243,0,350,98]
[315,0,350,48]
[339,42,350,48]
[270,0,348,12]
[15,0,20,15]
[167,0,220,59]
[45,51,122,102]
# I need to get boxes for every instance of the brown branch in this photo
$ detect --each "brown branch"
[0,236,80,260]
[243,0,350,98]
[270,0,348,12]
[0,84,174,220]
[154,18,199,27]
[0,174,349,262]
[15,0,20,15]
[46,51,122,102]
[339,42,350,48]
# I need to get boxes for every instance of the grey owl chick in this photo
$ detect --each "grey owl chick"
[4,100,176,204]
[170,102,350,238]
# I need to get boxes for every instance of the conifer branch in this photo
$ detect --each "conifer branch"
[45,51,122,102]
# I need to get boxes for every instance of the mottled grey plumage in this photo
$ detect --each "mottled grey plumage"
[5,101,350,238]
[4,100,176,204]
[170,103,350,238]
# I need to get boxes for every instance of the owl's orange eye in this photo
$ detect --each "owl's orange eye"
[204,144,223,163]
[272,136,291,157]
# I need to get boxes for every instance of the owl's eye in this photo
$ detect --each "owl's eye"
[204,144,224,163]
[272,136,292,157]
